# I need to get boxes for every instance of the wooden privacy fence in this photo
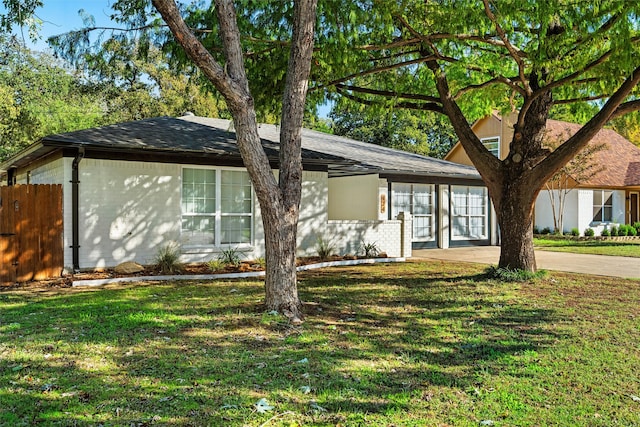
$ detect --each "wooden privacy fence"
[0,184,63,284]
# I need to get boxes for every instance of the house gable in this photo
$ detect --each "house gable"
[445,112,518,165]
[445,113,640,190]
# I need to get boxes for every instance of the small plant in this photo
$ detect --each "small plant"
[217,247,244,266]
[253,257,266,269]
[570,228,580,237]
[315,235,336,260]
[583,228,594,237]
[485,265,547,282]
[359,241,380,258]
[154,243,183,274]
[540,227,552,235]
[633,222,640,233]
[207,259,226,272]
[600,229,611,237]
[610,226,618,236]
[618,225,629,236]
[627,225,638,236]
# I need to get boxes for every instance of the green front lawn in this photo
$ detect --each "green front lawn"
[534,237,640,257]
[1,262,639,426]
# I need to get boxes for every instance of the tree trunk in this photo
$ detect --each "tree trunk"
[152,0,317,322]
[495,186,537,271]
[263,206,301,321]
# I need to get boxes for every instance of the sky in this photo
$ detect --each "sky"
[3,0,332,117]
[5,0,116,51]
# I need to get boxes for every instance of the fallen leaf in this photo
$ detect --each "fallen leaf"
[299,385,311,394]
[255,398,274,413]
[219,404,238,410]
[310,400,327,412]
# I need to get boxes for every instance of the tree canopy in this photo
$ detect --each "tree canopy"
[330,98,456,158]
[0,36,104,159]
[313,0,639,271]
[0,31,229,160]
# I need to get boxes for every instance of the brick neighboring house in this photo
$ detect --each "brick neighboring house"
[446,112,640,235]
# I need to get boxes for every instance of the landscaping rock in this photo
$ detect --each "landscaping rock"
[114,261,144,274]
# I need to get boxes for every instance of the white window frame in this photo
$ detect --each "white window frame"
[391,183,436,242]
[481,136,500,158]
[592,189,613,223]
[181,166,254,248]
[451,185,488,240]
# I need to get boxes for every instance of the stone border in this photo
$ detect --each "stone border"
[72,257,406,287]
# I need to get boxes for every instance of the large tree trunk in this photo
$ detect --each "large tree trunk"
[263,206,301,319]
[263,0,316,321]
[153,0,317,322]
[495,182,537,271]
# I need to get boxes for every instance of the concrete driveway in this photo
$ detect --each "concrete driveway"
[412,246,640,279]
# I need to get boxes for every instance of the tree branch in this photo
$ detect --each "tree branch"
[454,75,525,99]
[534,65,640,183]
[335,84,442,104]
[482,0,530,94]
[426,59,503,199]
[610,99,640,120]
[544,49,613,92]
[314,55,437,91]
[336,85,444,113]
[150,0,238,101]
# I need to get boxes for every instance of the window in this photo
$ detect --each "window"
[392,183,435,241]
[182,168,253,246]
[451,185,488,240]
[482,137,500,157]
[592,190,613,223]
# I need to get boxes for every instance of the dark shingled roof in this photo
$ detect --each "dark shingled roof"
[2,115,481,181]
[181,116,481,179]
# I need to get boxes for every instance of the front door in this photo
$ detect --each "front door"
[630,192,639,224]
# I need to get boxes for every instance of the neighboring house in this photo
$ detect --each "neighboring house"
[0,115,495,272]
[445,112,640,235]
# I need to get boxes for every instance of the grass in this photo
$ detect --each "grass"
[534,237,640,257]
[1,261,639,426]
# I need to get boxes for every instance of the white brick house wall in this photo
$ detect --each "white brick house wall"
[18,157,411,269]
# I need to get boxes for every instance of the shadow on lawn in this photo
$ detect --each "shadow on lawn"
[0,264,562,425]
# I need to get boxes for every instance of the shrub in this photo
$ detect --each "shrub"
[315,235,336,260]
[618,225,629,236]
[570,228,580,236]
[633,222,640,233]
[610,226,618,236]
[207,259,226,272]
[540,227,552,235]
[484,266,547,282]
[628,225,638,236]
[600,229,611,237]
[533,226,540,235]
[583,228,595,237]
[217,247,244,266]
[154,243,183,274]
[359,241,380,258]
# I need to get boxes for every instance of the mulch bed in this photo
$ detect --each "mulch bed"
[1,255,384,290]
